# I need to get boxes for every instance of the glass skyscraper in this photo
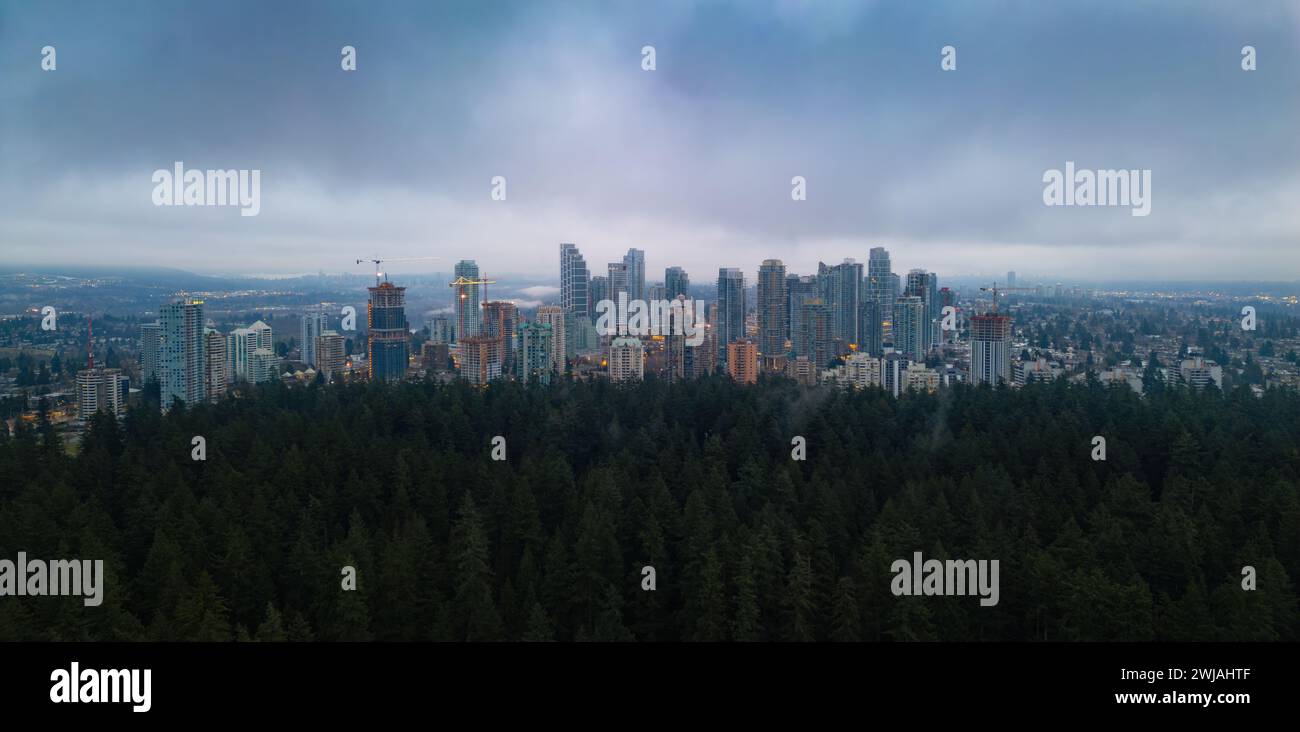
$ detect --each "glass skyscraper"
[560,243,589,319]
[867,247,894,324]
[623,248,645,303]
[158,298,206,409]
[905,269,940,353]
[794,298,831,367]
[785,274,818,346]
[892,296,926,362]
[300,305,329,367]
[368,281,409,382]
[715,268,746,366]
[819,258,863,351]
[665,266,690,301]
[858,299,882,356]
[453,260,482,340]
[607,262,630,333]
[140,321,161,382]
[516,321,554,385]
[757,259,787,362]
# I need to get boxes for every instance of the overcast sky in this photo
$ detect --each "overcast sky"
[2,0,1298,283]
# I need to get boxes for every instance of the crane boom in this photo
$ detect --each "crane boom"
[449,274,498,310]
[355,256,441,285]
[978,283,1037,313]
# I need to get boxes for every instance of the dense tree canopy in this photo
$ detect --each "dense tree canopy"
[1,375,1296,641]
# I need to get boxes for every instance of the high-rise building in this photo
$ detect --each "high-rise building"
[688,307,717,378]
[880,349,909,397]
[588,276,608,315]
[794,299,832,368]
[1006,271,1017,288]
[77,367,128,418]
[970,312,1012,386]
[536,306,566,374]
[785,274,819,345]
[893,296,926,362]
[715,268,746,365]
[757,260,787,367]
[427,315,452,345]
[624,248,646,303]
[248,348,279,384]
[665,267,690,300]
[560,243,592,358]
[926,275,941,349]
[857,299,882,356]
[459,335,502,386]
[607,262,630,301]
[300,305,329,367]
[560,243,589,318]
[819,259,863,352]
[866,247,894,329]
[665,296,689,382]
[482,301,519,373]
[227,328,251,382]
[905,269,940,353]
[939,287,957,344]
[605,263,631,336]
[605,261,630,333]
[368,281,409,382]
[453,260,482,340]
[226,320,276,384]
[608,336,644,382]
[158,299,206,409]
[204,328,228,401]
[516,322,554,385]
[227,319,275,385]
[726,339,759,384]
[249,320,273,352]
[139,322,161,383]
[316,331,346,381]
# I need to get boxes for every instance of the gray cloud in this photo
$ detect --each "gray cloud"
[1,0,1297,283]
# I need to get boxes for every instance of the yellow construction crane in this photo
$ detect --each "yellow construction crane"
[356,256,441,286]
[449,273,498,308]
[979,282,1038,313]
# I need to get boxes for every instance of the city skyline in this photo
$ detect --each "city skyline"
[4,1,1299,280]
[4,0,1299,693]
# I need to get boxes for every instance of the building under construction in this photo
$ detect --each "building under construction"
[458,335,502,386]
[969,312,1012,386]
[368,281,409,382]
